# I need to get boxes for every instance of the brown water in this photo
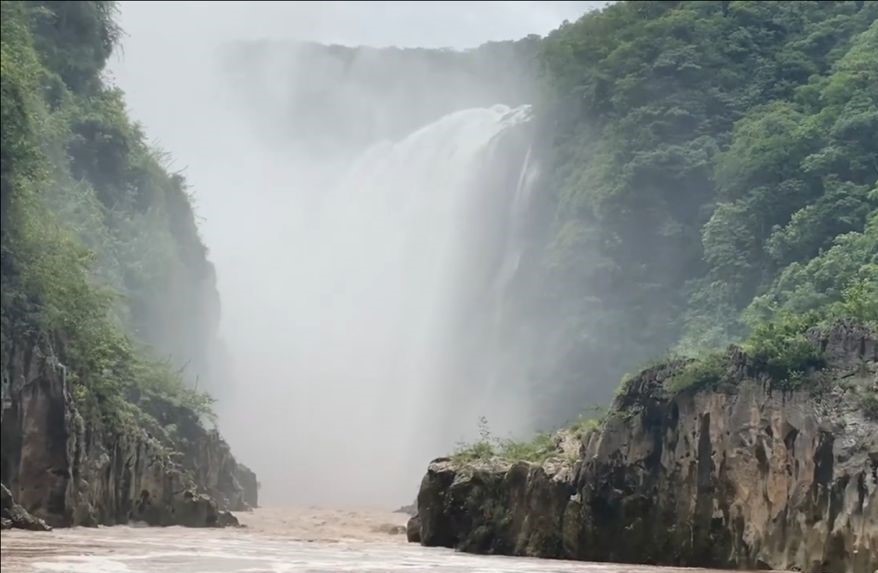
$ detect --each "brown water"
[0,507,767,573]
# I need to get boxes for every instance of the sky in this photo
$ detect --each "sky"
[107,0,607,505]
[112,1,602,51]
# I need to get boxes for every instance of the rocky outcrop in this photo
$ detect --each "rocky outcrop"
[1,483,51,531]
[0,337,250,528]
[235,463,259,510]
[406,513,421,543]
[394,502,417,516]
[410,323,878,573]
[139,397,259,512]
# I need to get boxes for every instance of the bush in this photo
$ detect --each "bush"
[744,312,824,386]
[665,352,729,393]
[832,275,878,324]
[498,433,557,464]
[451,417,563,464]
[451,440,496,463]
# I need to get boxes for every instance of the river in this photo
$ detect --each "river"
[1,507,769,573]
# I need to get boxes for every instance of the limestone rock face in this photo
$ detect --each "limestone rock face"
[0,338,254,528]
[1,483,51,531]
[411,323,878,573]
[138,398,259,513]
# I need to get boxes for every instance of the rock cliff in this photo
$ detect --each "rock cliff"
[0,337,256,528]
[0,0,256,532]
[410,323,878,573]
[1,483,50,531]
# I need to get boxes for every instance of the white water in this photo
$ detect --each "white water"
[219,105,533,506]
[483,141,540,400]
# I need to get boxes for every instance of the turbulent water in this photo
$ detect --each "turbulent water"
[310,104,535,457]
[1,508,764,573]
[221,104,535,506]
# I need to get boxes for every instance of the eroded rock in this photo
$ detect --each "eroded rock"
[406,514,421,542]
[394,502,417,516]
[0,339,253,528]
[411,323,878,573]
[1,483,51,531]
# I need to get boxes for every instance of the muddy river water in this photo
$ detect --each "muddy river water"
[0,507,773,573]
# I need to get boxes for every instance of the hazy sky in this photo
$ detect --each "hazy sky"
[107,1,606,505]
[112,1,602,51]
[107,0,606,241]
[108,1,604,153]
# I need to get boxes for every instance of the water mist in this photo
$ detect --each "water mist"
[213,98,539,506]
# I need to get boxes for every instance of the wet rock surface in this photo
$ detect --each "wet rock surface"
[411,324,878,573]
[406,513,421,543]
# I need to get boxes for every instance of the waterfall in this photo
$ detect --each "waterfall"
[491,142,538,321]
[319,103,533,448]
[482,142,540,403]
[222,104,533,506]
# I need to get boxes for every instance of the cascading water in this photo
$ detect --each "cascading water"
[219,103,535,506]
[319,103,534,494]
[482,142,541,403]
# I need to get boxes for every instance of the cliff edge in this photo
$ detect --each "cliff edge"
[409,323,877,573]
[0,338,258,529]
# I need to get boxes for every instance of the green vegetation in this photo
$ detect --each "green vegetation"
[662,310,829,395]
[499,432,556,461]
[665,279,877,394]
[451,413,599,464]
[452,416,560,464]
[452,433,560,465]
[665,353,729,394]
[518,1,878,416]
[1,1,218,435]
[453,430,560,465]
[4,0,875,465]
[744,313,825,387]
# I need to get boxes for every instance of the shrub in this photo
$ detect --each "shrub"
[832,275,878,324]
[744,311,824,385]
[498,433,557,463]
[451,417,563,464]
[451,440,496,463]
[665,352,729,393]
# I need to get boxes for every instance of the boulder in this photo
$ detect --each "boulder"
[1,483,51,531]
[406,514,421,543]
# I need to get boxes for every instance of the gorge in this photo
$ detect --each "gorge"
[2,1,877,573]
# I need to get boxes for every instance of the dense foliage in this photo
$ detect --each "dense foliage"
[1,1,219,428]
[522,1,877,422]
